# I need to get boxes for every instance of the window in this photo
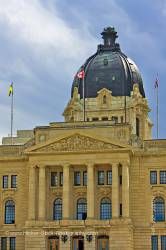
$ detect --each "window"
[102,117,108,121]
[120,204,122,217]
[59,172,63,186]
[92,117,99,121]
[151,235,158,250]
[74,172,81,186]
[97,236,109,250]
[100,198,112,220]
[136,117,140,137]
[107,171,112,185]
[103,95,107,104]
[153,197,165,222]
[112,116,118,123]
[119,175,122,185]
[98,171,104,185]
[160,171,166,184]
[83,171,87,186]
[48,236,59,250]
[1,237,7,250]
[121,116,124,123]
[161,236,166,250]
[150,171,157,185]
[103,58,108,66]
[10,237,16,250]
[51,172,58,186]
[5,200,15,224]
[77,198,87,220]
[3,176,8,189]
[11,175,17,188]
[53,198,62,220]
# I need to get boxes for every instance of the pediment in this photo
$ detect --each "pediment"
[27,133,128,154]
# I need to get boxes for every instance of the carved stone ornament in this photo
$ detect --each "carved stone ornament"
[86,234,93,242]
[34,133,122,153]
[61,235,68,243]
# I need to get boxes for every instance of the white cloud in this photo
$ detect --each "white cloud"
[0,0,96,60]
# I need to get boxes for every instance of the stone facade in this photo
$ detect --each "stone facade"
[0,27,165,249]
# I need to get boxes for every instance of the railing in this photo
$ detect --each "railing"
[144,140,166,149]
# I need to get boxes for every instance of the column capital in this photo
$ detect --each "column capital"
[111,162,119,167]
[62,162,71,167]
[86,162,94,168]
[38,163,46,168]
[119,160,130,167]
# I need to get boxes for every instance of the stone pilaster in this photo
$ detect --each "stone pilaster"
[122,163,130,217]
[28,164,36,220]
[112,163,119,218]
[84,235,96,250]
[38,165,46,220]
[59,235,71,250]
[87,163,95,219]
[63,164,70,219]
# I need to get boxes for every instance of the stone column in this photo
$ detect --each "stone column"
[112,163,119,218]
[28,165,36,220]
[38,165,46,220]
[87,163,95,219]
[63,164,70,219]
[122,163,130,217]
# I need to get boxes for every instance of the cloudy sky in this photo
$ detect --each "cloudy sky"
[0,0,166,143]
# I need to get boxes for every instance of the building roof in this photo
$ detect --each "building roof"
[71,27,145,98]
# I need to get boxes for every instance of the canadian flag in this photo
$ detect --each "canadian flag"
[77,70,85,79]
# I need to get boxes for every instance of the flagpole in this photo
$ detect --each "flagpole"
[10,83,14,145]
[83,76,85,121]
[156,82,159,139]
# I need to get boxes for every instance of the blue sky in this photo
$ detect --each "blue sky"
[0,0,166,142]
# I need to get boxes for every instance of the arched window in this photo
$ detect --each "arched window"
[100,198,112,220]
[5,200,15,224]
[153,197,165,222]
[103,95,107,104]
[53,198,62,220]
[77,198,87,220]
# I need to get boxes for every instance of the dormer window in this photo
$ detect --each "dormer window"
[103,58,108,66]
[103,95,107,104]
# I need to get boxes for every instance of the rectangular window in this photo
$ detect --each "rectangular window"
[119,175,122,185]
[102,117,108,121]
[11,175,17,188]
[120,204,122,217]
[59,172,63,186]
[10,237,16,250]
[107,171,112,185]
[74,172,81,186]
[160,171,166,184]
[83,171,87,186]
[1,237,7,250]
[161,236,166,250]
[51,172,58,186]
[150,171,157,185]
[151,235,158,250]
[2,176,8,189]
[98,171,104,185]
[92,117,99,121]
[112,116,118,123]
